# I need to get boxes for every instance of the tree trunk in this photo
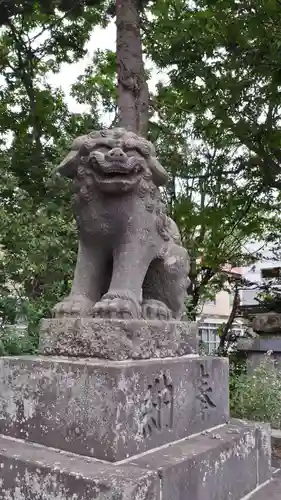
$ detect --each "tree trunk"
[116,0,149,136]
[218,283,240,355]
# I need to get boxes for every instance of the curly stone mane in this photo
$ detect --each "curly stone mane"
[59,128,181,244]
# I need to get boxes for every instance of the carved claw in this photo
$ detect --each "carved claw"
[52,295,94,318]
[142,300,172,321]
[93,291,141,319]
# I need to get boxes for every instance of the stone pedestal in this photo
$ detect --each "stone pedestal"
[126,420,271,500]
[0,420,271,500]
[237,335,281,372]
[0,355,228,462]
[0,434,159,500]
[0,318,274,499]
[39,317,198,359]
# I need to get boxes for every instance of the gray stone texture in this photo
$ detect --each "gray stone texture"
[238,336,281,353]
[272,429,281,468]
[0,421,273,500]
[0,434,159,500]
[39,317,198,359]
[237,336,281,372]
[127,420,272,500]
[252,312,281,334]
[247,471,281,500]
[50,128,190,330]
[0,355,229,462]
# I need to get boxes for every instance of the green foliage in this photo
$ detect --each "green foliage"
[72,49,118,116]
[150,90,281,312]
[146,0,281,189]
[144,0,281,311]
[0,2,104,348]
[0,0,111,28]
[0,327,36,356]
[230,353,281,428]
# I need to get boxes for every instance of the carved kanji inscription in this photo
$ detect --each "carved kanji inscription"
[140,373,174,437]
[196,363,216,419]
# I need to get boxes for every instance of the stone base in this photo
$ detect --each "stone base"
[127,420,272,500]
[0,355,228,462]
[248,469,281,500]
[0,434,159,500]
[39,317,198,360]
[0,420,272,500]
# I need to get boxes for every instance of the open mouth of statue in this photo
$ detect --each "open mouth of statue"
[104,170,132,178]
[94,163,141,181]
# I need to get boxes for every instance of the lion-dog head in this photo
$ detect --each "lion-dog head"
[57,128,169,195]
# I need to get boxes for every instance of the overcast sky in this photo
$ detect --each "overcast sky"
[48,22,115,114]
[48,20,167,118]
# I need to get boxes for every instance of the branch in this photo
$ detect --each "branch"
[31,12,69,43]
[218,282,240,354]
[191,267,216,311]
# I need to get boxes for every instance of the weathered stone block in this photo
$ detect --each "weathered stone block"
[39,318,198,360]
[127,420,272,500]
[237,336,281,372]
[252,312,281,334]
[256,421,272,485]
[272,430,281,468]
[238,336,281,353]
[0,434,159,500]
[0,355,229,461]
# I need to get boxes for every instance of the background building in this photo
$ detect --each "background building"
[198,245,281,353]
[198,287,245,354]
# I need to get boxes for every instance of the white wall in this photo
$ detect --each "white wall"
[201,290,233,318]
[238,242,281,306]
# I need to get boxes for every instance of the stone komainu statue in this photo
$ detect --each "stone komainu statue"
[53,128,190,321]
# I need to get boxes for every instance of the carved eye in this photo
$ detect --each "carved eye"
[124,148,135,155]
[125,138,136,149]
[124,146,143,157]
[93,144,112,154]
[126,139,149,156]
[97,146,111,153]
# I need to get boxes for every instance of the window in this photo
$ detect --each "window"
[198,322,244,354]
[261,267,281,280]
[198,324,220,354]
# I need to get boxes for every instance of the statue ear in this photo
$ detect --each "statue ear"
[56,135,88,178]
[148,157,169,186]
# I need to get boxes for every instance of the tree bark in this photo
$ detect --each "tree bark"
[116,0,149,136]
[218,282,240,354]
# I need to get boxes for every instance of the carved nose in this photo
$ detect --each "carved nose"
[107,147,126,160]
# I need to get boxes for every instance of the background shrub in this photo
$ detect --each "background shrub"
[230,352,281,429]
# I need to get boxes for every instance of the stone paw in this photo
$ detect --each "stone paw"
[93,291,141,319]
[142,300,172,321]
[52,295,94,318]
